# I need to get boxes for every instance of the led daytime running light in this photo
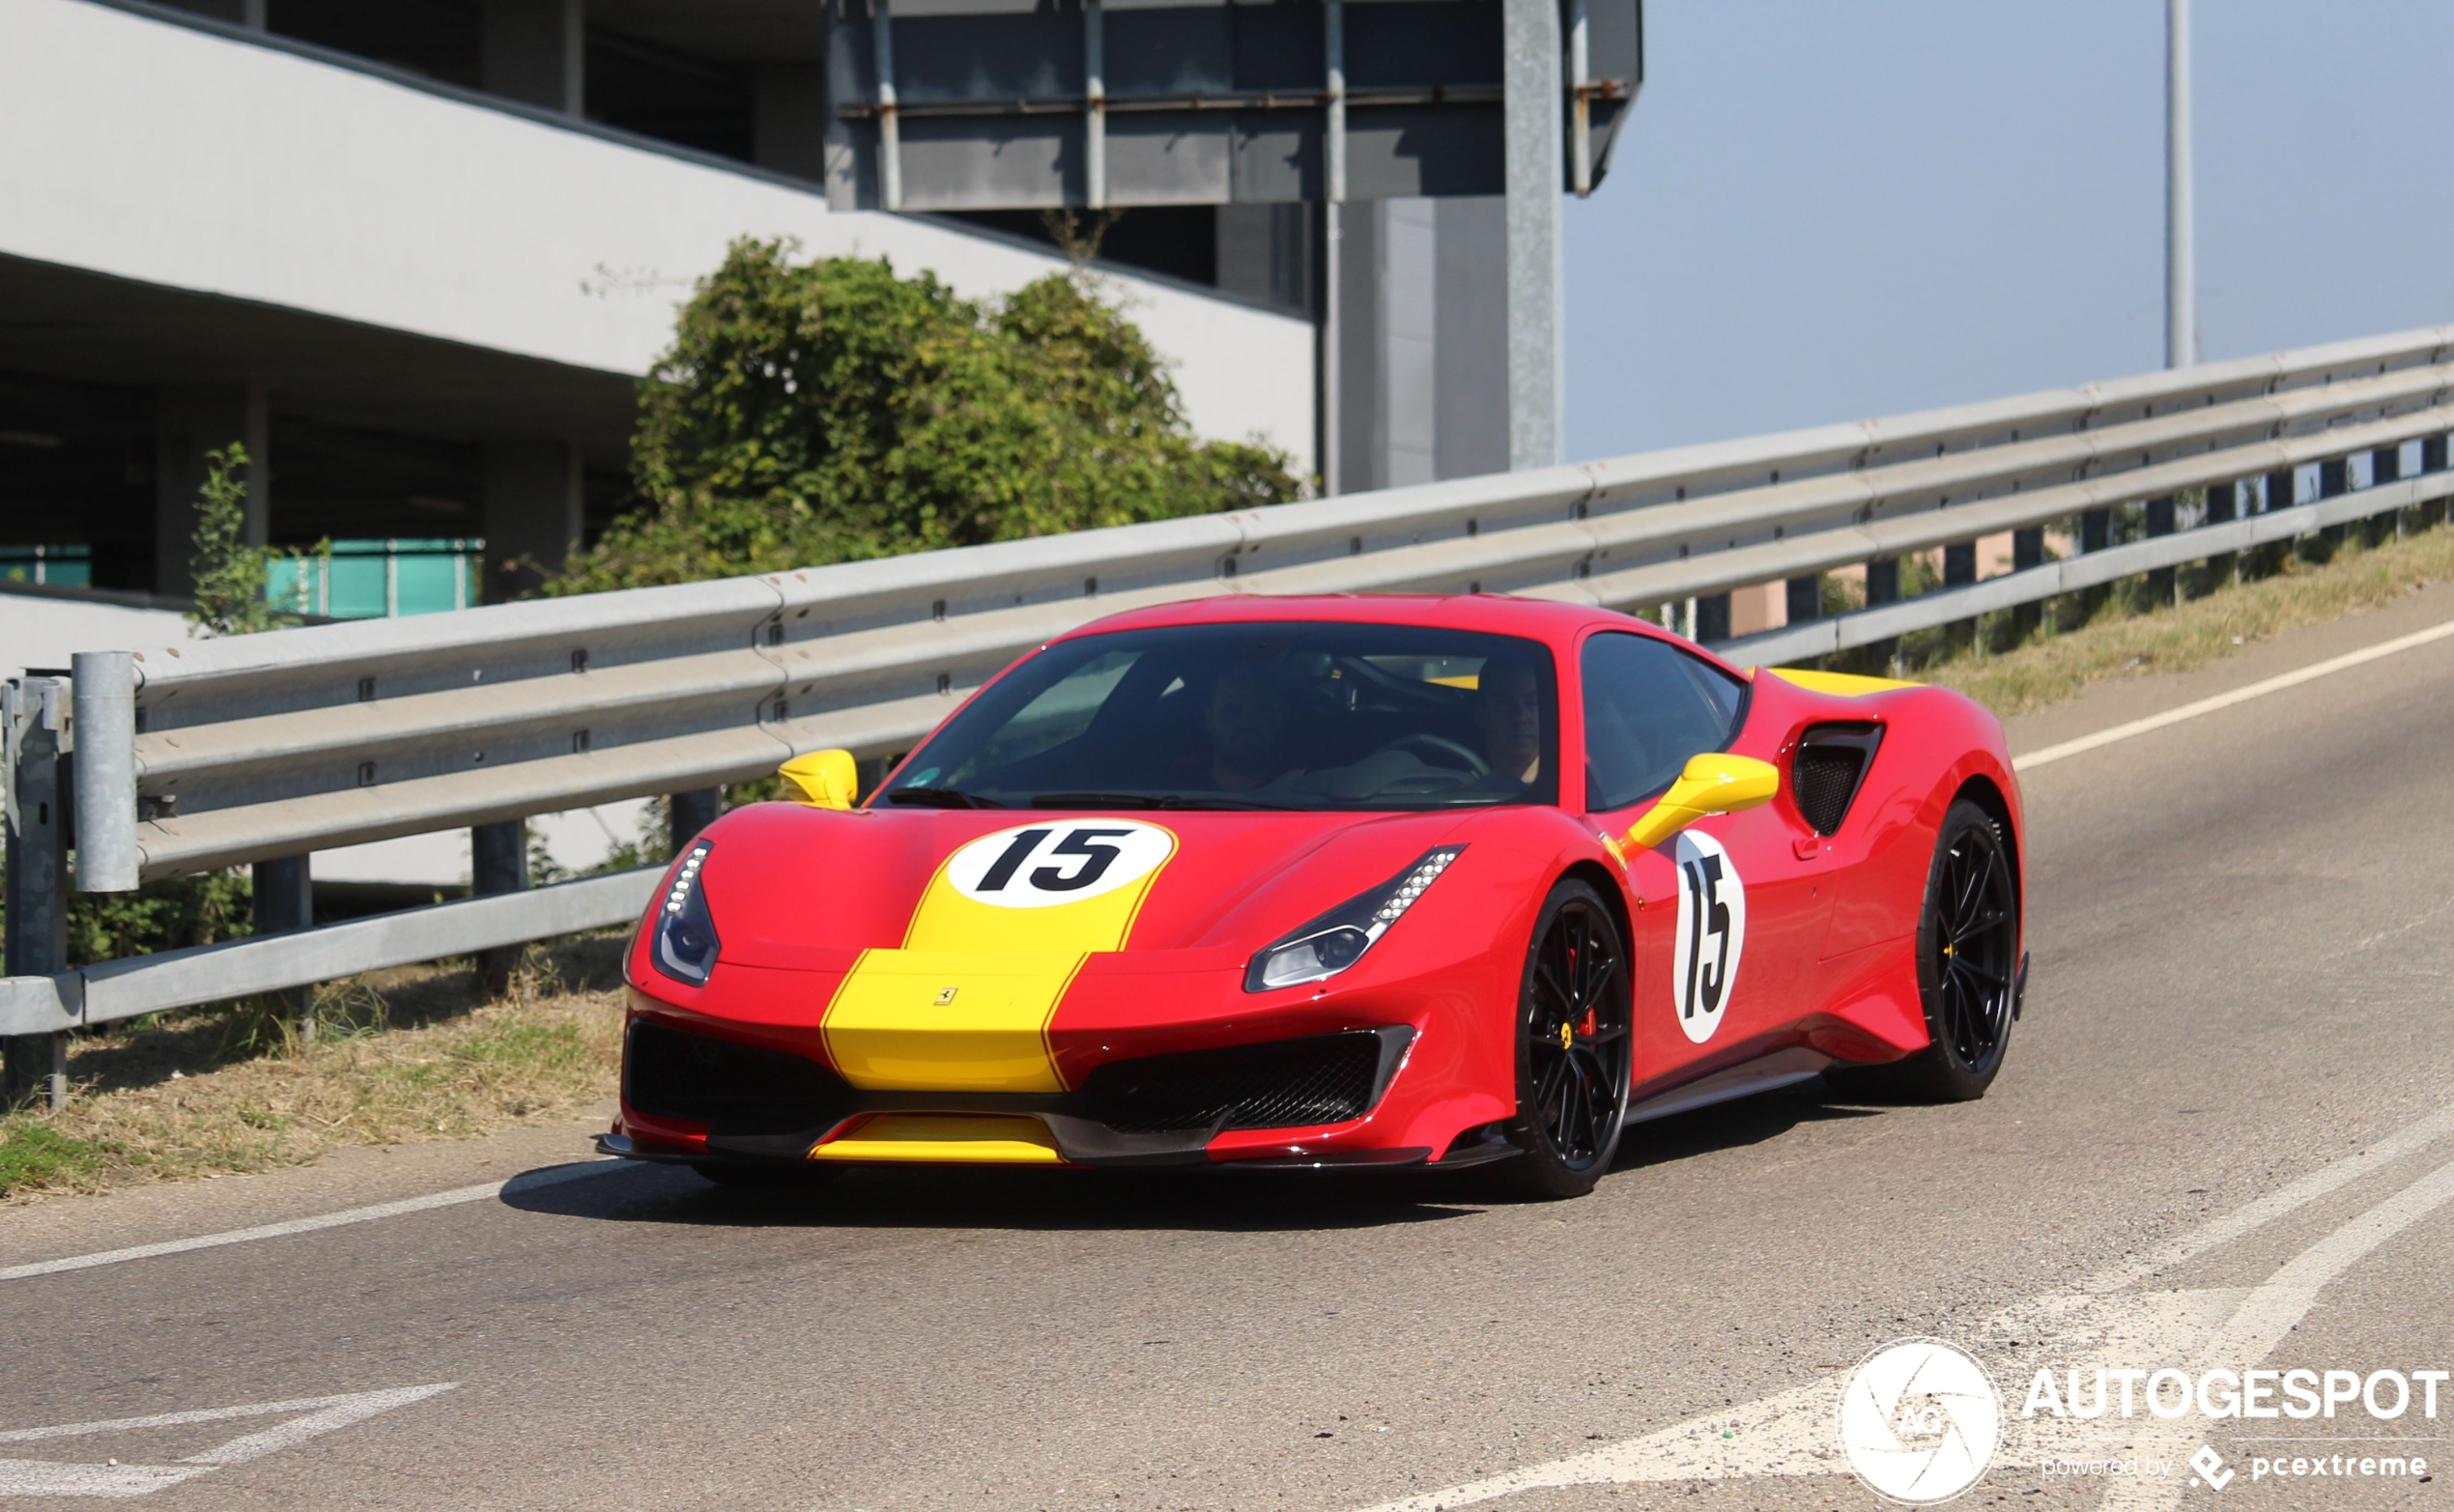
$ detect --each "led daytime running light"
[1245,846,1465,992]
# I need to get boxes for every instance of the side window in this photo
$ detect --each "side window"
[1581,633,1749,812]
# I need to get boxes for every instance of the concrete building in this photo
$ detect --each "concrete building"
[0,0,1318,614]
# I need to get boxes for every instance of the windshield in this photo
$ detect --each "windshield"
[884,621,1560,811]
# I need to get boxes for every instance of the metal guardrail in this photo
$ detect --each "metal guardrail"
[5,323,2453,1052]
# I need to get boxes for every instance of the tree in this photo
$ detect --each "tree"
[550,240,1302,593]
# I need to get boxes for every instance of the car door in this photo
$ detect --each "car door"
[1579,632,1826,1086]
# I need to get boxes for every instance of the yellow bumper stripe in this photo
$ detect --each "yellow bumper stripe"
[811,1113,1062,1164]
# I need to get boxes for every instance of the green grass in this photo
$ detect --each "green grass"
[0,1126,114,1197]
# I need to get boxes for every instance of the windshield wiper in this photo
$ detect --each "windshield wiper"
[1028,791,1299,812]
[884,785,1004,809]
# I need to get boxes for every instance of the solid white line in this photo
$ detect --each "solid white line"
[2012,615,2454,772]
[2095,1155,2454,1511]
[0,1161,621,1283]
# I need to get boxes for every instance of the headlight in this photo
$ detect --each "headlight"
[650,839,722,986]
[1243,846,1464,992]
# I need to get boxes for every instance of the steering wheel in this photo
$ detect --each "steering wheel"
[1376,732,1491,777]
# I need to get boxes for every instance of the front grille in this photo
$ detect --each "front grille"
[624,1020,854,1137]
[1077,1032,1391,1134]
[1793,723,1883,836]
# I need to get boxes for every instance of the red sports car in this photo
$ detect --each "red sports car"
[605,594,2026,1197]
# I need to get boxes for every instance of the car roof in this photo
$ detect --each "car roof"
[1057,593,1715,663]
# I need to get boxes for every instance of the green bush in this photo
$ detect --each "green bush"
[550,241,1302,592]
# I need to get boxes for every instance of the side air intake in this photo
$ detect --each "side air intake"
[1792,723,1884,836]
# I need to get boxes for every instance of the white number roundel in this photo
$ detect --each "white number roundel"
[1669,830,1748,1043]
[944,821,1176,909]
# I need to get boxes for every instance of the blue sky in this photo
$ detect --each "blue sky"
[1561,0,2454,463]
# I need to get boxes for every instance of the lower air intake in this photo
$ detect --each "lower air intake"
[624,1019,853,1137]
[1078,1031,1393,1134]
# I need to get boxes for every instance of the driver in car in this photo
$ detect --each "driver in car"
[1201,660,1298,791]
[1470,654,1544,787]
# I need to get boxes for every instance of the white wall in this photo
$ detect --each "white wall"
[0,0,1315,471]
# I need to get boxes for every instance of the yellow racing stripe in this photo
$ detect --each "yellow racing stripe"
[819,824,1176,1095]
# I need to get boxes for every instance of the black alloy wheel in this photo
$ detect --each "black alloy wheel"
[1832,798,2019,1103]
[1494,879,1635,1197]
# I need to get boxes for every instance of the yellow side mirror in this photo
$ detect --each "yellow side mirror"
[778,748,859,811]
[1620,753,1781,853]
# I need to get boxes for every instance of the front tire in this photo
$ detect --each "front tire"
[1492,879,1634,1198]
[1831,798,2018,1102]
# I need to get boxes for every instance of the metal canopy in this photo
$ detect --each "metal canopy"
[823,0,1641,212]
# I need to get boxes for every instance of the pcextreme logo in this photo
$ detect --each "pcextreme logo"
[1838,1338,2002,1505]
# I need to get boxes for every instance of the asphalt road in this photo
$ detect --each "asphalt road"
[9,584,2454,1512]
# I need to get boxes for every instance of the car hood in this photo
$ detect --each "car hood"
[694,802,1485,970]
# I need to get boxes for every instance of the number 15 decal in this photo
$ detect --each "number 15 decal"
[946,821,1177,909]
[1669,830,1748,1043]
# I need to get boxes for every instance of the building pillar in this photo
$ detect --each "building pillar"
[482,0,585,115]
[1500,0,1563,471]
[754,65,831,183]
[154,385,269,597]
[481,441,584,603]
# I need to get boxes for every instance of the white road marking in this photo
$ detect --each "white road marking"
[2095,1155,2454,1511]
[2012,615,2454,772]
[0,1384,456,1498]
[1348,1098,2454,1512]
[0,1160,622,1284]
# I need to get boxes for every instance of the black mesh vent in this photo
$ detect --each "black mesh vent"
[1792,723,1882,836]
[1077,1032,1388,1134]
[624,1020,854,1137]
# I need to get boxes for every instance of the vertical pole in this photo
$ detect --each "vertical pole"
[471,819,527,997]
[1501,0,1564,471]
[1083,0,1105,210]
[1321,2,1346,497]
[1568,0,1592,197]
[4,679,71,1110]
[2316,457,2349,553]
[2166,0,2195,368]
[873,0,901,212]
[2425,437,2450,532]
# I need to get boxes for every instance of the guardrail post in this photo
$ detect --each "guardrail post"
[251,855,313,1038]
[3,678,71,1110]
[2204,481,2240,586]
[1694,594,1729,644]
[69,652,138,895]
[1783,576,1823,629]
[1864,558,1900,671]
[2426,437,2450,530]
[2011,528,2046,635]
[471,819,526,997]
[671,788,721,853]
[2371,443,2403,541]
[2144,495,2177,604]
[2315,456,2350,554]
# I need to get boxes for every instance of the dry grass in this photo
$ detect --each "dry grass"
[0,936,627,1203]
[1901,522,2454,719]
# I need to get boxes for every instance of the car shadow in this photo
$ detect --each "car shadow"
[499,1155,1485,1234]
[499,1076,1887,1230]
[1606,1075,1886,1177]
